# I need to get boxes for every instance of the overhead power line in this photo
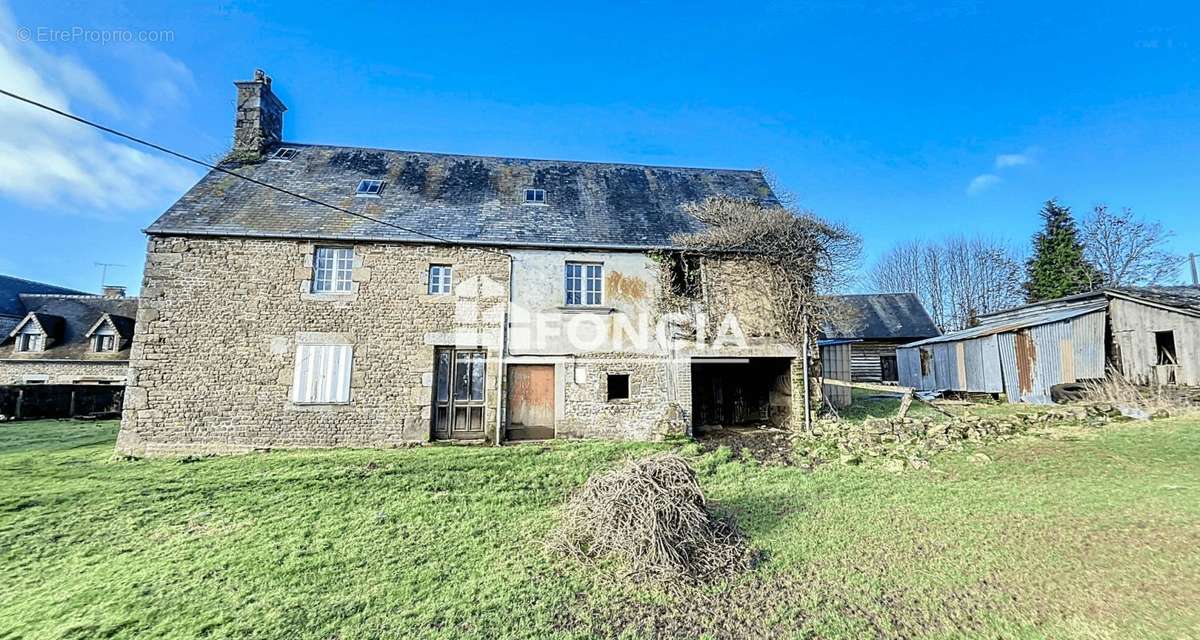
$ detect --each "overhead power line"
[0,88,508,257]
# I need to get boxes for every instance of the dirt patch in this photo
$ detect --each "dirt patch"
[697,426,798,466]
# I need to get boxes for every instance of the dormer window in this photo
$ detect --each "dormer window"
[270,147,298,161]
[524,188,546,204]
[95,334,116,353]
[17,332,43,353]
[356,179,384,197]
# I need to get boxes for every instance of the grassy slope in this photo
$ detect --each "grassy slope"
[1,419,1198,639]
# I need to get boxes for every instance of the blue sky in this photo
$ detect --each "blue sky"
[1,0,1197,293]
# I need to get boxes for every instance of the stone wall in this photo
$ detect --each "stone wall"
[0,360,129,385]
[118,236,510,456]
[699,256,783,340]
[555,353,690,441]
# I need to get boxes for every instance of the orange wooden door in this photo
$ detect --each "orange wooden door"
[508,365,555,429]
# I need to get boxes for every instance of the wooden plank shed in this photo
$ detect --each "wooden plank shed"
[821,293,941,383]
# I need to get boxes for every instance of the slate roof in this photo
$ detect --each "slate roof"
[1110,286,1200,316]
[2,295,138,361]
[975,286,1200,321]
[0,274,87,321]
[822,293,941,341]
[147,144,779,249]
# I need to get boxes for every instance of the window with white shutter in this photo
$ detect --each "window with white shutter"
[291,344,353,404]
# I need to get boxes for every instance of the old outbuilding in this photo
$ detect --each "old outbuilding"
[897,287,1200,403]
[821,293,940,383]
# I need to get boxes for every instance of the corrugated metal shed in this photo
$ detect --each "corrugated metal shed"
[898,300,1107,403]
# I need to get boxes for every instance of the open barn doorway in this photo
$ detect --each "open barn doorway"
[691,358,793,432]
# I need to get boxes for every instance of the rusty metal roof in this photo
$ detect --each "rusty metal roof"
[900,299,1108,348]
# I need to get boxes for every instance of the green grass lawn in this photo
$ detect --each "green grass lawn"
[2,418,1199,639]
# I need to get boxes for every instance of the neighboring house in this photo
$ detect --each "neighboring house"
[0,274,88,338]
[116,70,800,456]
[897,287,1200,403]
[821,293,940,383]
[0,285,137,386]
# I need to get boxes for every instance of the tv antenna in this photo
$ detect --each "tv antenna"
[94,262,126,289]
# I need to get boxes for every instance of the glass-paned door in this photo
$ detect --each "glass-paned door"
[432,347,487,439]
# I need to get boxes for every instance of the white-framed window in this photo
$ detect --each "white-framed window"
[312,246,354,293]
[94,334,116,352]
[17,331,43,353]
[356,179,384,197]
[428,265,453,295]
[524,188,545,204]
[291,343,353,404]
[565,262,603,305]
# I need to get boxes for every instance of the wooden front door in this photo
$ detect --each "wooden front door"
[507,364,555,441]
[432,347,488,440]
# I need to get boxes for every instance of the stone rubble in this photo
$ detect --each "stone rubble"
[794,402,1180,470]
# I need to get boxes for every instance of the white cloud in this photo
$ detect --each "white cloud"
[967,173,1002,196]
[0,3,197,215]
[994,153,1031,169]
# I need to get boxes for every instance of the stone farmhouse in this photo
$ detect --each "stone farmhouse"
[0,275,135,387]
[116,71,801,456]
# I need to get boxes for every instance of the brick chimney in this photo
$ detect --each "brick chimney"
[232,69,287,156]
[102,285,126,299]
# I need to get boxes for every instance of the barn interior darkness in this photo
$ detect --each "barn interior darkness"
[691,358,792,430]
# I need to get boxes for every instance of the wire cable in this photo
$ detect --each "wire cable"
[0,88,509,257]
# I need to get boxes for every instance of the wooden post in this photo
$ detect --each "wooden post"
[897,392,913,419]
[15,389,23,419]
[801,314,811,433]
[69,390,77,418]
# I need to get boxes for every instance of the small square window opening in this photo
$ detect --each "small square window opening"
[270,147,298,161]
[1155,330,1178,365]
[607,374,630,401]
[524,188,545,204]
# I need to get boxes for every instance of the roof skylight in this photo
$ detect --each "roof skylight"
[356,179,384,197]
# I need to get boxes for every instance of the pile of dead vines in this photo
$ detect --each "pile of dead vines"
[550,453,751,586]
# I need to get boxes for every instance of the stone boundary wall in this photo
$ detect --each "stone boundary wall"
[0,360,129,385]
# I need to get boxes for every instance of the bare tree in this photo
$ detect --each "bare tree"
[869,236,1024,332]
[1081,205,1180,286]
